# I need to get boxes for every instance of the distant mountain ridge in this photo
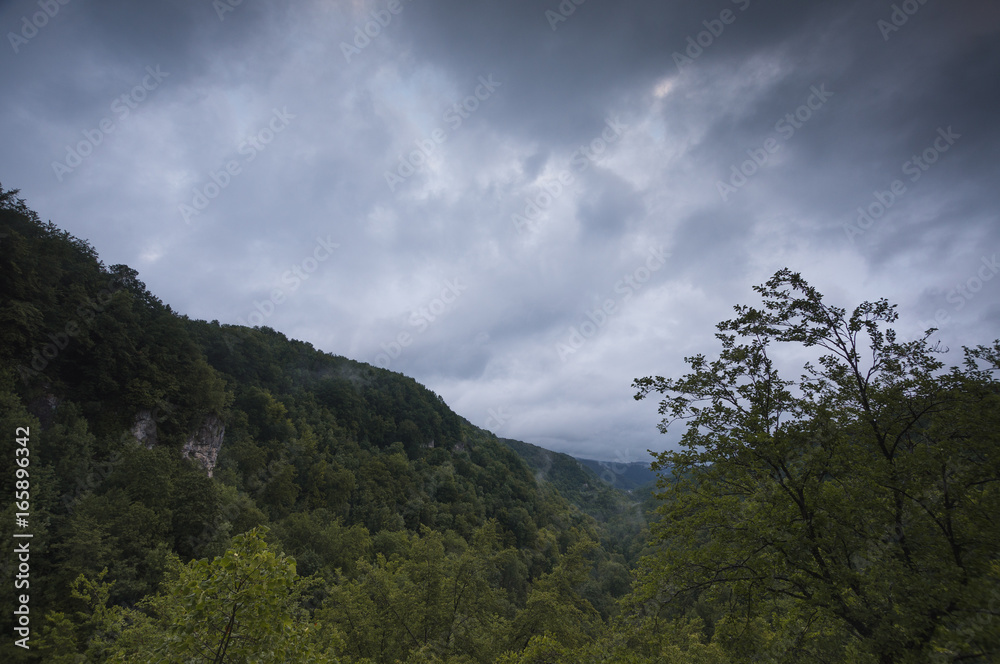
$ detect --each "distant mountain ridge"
[497,438,660,494]
[574,457,659,492]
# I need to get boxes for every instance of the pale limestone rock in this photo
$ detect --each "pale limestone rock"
[181,414,225,478]
[131,409,158,448]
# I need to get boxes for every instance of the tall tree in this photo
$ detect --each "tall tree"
[107,527,338,662]
[632,269,1000,663]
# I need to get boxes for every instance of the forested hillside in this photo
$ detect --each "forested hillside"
[0,186,641,662]
[2,185,999,662]
[498,438,650,563]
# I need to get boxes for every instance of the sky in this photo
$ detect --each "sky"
[2,0,999,462]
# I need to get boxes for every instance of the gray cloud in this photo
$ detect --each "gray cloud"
[1,0,998,460]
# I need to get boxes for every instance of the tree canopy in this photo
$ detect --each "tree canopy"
[632,269,1000,663]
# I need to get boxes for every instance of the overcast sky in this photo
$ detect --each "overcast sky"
[2,0,999,462]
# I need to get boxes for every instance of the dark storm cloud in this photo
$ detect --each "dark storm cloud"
[1,0,998,460]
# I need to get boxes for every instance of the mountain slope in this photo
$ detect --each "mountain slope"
[0,185,638,662]
[498,437,650,562]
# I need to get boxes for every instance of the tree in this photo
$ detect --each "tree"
[632,269,1000,663]
[510,540,603,652]
[107,527,340,662]
[322,523,515,664]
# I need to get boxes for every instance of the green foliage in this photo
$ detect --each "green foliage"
[500,438,649,564]
[497,634,571,664]
[322,523,515,663]
[36,531,341,663]
[273,509,371,579]
[36,568,144,663]
[110,527,340,662]
[52,488,173,605]
[632,269,1000,663]
[511,539,603,650]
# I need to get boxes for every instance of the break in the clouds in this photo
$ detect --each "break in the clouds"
[2,0,998,461]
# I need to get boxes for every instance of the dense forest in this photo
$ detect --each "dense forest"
[2,184,999,663]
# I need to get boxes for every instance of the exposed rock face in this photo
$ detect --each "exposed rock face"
[130,410,225,476]
[131,409,158,448]
[181,414,225,478]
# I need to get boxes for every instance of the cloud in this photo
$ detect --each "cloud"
[1,0,998,460]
